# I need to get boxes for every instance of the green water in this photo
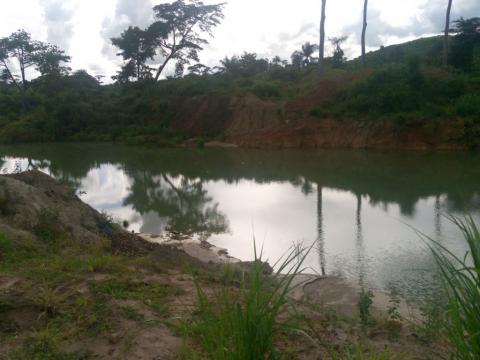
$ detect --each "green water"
[2,143,480,298]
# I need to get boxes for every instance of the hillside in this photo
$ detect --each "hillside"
[0,35,479,150]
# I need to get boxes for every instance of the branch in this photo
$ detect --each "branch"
[0,59,20,90]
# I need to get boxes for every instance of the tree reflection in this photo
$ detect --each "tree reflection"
[355,194,366,288]
[317,184,326,276]
[123,171,229,237]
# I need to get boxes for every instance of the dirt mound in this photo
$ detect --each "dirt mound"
[0,170,153,255]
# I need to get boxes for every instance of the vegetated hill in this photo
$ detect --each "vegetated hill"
[349,35,480,70]
[348,36,445,68]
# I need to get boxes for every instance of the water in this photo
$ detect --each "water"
[2,143,480,299]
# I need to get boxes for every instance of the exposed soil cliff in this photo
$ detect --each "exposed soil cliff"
[169,71,468,150]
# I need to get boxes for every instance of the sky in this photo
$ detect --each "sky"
[1,0,479,80]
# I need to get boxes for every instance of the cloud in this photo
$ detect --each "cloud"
[100,0,154,60]
[39,0,75,51]
[341,0,480,53]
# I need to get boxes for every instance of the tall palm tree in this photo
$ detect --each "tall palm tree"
[361,0,369,67]
[443,0,454,67]
[319,0,327,70]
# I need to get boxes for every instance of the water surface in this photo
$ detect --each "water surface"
[2,143,479,299]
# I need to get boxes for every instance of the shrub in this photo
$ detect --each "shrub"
[34,208,63,243]
[251,82,281,99]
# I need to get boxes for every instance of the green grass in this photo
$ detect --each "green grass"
[184,243,312,360]
[425,216,480,359]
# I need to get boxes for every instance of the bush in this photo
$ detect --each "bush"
[251,81,281,99]
[455,94,480,118]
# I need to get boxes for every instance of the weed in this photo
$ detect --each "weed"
[184,243,312,359]
[93,278,179,319]
[120,305,145,321]
[386,286,401,322]
[0,182,13,216]
[34,208,63,243]
[424,216,480,359]
[358,289,374,329]
[10,326,82,360]
[96,211,114,234]
[342,345,406,360]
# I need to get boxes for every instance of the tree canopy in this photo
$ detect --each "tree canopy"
[150,0,225,80]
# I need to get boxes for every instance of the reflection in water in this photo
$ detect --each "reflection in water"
[355,194,366,288]
[1,144,480,298]
[434,195,442,239]
[316,185,326,276]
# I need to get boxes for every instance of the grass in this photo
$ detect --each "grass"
[183,243,312,359]
[425,216,480,359]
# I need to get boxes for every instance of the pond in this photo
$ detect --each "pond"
[1,143,480,299]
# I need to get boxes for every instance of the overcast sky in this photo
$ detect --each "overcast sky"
[1,0,478,80]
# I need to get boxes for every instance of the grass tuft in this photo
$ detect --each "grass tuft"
[425,216,480,359]
[184,242,312,359]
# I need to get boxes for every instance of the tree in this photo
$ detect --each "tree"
[319,0,327,70]
[149,0,225,81]
[220,52,268,76]
[330,36,348,68]
[291,51,304,69]
[34,44,71,77]
[301,42,319,65]
[271,56,285,68]
[0,29,70,110]
[443,0,454,67]
[0,30,40,105]
[187,63,211,75]
[111,26,156,82]
[361,0,368,67]
[450,17,480,71]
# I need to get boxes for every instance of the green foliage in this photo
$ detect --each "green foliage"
[34,208,63,243]
[184,244,311,359]
[149,0,225,80]
[426,217,480,359]
[96,211,114,232]
[450,18,480,72]
[357,289,373,328]
[11,327,82,360]
[93,278,178,303]
[313,63,480,123]
[0,183,13,216]
[252,81,282,99]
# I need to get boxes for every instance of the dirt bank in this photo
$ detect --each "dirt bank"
[169,70,468,150]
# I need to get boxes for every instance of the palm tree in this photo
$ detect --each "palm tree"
[443,0,454,67]
[319,0,327,70]
[361,0,368,67]
[301,42,318,65]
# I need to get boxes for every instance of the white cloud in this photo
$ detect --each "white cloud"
[39,0,75,52]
